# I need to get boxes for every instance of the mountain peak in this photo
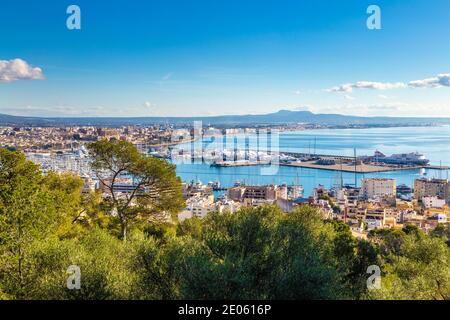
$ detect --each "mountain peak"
[274,109,313,115]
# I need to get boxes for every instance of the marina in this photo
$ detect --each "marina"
[210,158,450,173]
[23,126,450,199]
[204,150,450,173]
[172,126,450,197]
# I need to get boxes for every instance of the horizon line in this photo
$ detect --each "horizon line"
[1,109,450,120]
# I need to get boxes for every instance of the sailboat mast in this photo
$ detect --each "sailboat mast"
[354,148,357,187]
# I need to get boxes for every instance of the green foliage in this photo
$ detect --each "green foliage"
[130,234,202,299]
[173,206,352,299]
[431,224,450,246]
[143,222,177,242]
[87,139,184,240]
[73,190,115,235]
[176,216,203,239]
[325,219,378,297]
[402,224,425,239]
[367,233,450,300]
[42,171,85,238]
[0,149,63,298]
[369,228,407,256]
[7,229,137,300]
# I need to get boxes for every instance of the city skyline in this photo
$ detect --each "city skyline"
[1,0,450,117]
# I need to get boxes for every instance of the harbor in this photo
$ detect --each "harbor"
[207,151,450,173]
[168,126,450,175]
[210,159,450,173]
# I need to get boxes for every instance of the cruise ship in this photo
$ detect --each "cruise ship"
[363,150,430,166]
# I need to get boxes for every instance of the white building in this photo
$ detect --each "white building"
[364,208,386,230]
[361,178,396,200]
[422,196,446,209]
[178,195,242,221]
[216,199,242,214]
[178,195,215,221]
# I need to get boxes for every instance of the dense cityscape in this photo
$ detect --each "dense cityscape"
[1,124,449,238]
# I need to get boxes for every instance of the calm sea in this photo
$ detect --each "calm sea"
[173,126,450,197]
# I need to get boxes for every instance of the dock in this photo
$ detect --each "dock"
[211,160,271,167]
[426,165,450,170]
[280,161,424,173]
[209,157,450,173]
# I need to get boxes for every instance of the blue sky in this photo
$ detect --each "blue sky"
[1,0,450,117]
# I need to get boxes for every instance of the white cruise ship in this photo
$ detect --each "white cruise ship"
[368,150,430,166]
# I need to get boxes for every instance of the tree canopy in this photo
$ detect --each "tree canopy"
[87,139,184,240]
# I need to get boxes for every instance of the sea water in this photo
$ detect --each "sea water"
[173,126,450,197]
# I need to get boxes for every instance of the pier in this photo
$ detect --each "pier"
[426,165,450,170]
[209,152,450,173]
[280,161,424,173]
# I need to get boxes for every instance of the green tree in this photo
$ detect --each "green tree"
[0,149,98,299]
[177,216,203,239]
[22,228,137,300]
[368,228,407,256]
[72,190,115,236]
[402,224,425,239]
[271,206,348,299]
[41,171,84,238]
[368,234,450,300]
[431,224,450,246]
[88,139,184,240]
[131,234,198,299]
[171,206,351,299]
[0,149,60,298]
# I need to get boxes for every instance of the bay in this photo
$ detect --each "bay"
[173,126,450,197]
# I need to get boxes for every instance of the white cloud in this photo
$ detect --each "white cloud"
[280,105,313,113]
[0,58,45,82]
[344,94,356,101]
[0,104,164,117]
[328,73,450,93]
[143,101,153,108]
[310,102,408,116]
[0,105,107,117]
[308,101,450,117]
[408,73,450,88]
[327,81,407,92]
[378,94,389,99]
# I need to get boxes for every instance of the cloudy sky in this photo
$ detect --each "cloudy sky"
[1,0,449,117]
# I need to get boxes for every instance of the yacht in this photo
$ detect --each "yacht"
[363,150,429,166]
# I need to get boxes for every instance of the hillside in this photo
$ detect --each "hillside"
[0,110,448,127]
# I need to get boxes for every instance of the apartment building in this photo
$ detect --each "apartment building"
[414,178,449,203]
[178,195,242,221]
[361,178,396,200]
[228,185,282,202]
[365,208,387,230]
[422,196,446,209]
[178,195,215,221]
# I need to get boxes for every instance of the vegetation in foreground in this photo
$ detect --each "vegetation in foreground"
[0,145,449,300]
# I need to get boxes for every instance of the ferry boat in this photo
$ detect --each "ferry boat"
[396,184,413,195]
[208,181,226,191]
[362,150,430,166]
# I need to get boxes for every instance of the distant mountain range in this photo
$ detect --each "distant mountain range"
[0,110,449,127]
